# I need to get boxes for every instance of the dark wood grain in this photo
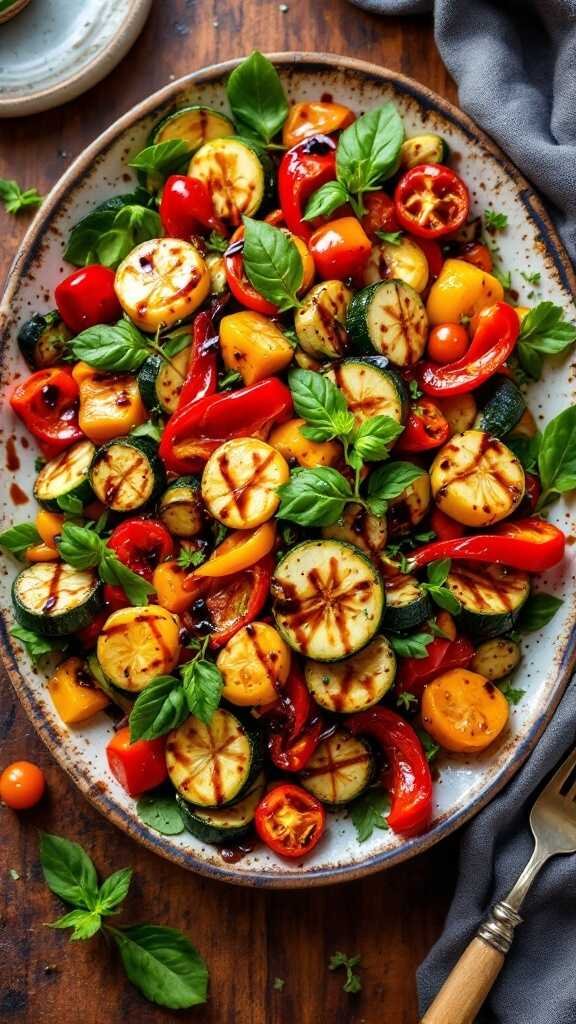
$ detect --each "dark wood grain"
[0,2,459,1021]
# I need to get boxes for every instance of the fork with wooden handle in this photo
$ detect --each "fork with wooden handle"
[421,744,576,1024]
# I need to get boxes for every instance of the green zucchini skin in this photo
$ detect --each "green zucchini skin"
[175,772,265,844]
[12,563,102,637]
[17,311,72,370]
[476,376,526,438]
[89,435,166,512]
[382,574,432,633]
[137,339,192,414]
[158,477,203,538]
[346,279,428,366]
[326,356,408,427]
[299,731,375,806]
[446,563,530,640]
[33,439,96,511]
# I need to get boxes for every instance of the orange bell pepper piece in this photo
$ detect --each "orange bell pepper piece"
[47,656,109,724]
[191,522,276,579]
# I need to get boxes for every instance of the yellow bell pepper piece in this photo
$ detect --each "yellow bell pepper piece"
[219,311,294,386]
[426,258,504,326]
[72,361,98,385]
[269,417,341,468]
[153,560,203,615]
[26,542,60,562]
[36,509,64,550]
[78,372,146,443]
[194,522,276,578]
[48,656,109,724]
[515,306,530,323]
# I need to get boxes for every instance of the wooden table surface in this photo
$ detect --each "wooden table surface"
[0,3,461,1021]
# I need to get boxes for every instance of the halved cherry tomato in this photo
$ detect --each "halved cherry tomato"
[459,241,493,274]
[419,302,519,397]
[278,134,337,241]
[182,555,273,650]
[427,323,469,364]
[395,635,475,699]
[394,164,469,239]
[282,101,355,147]
[309,217,371,280]
[395,397,450,452]
[106,728,168,796]
[255,783,326,858]
[430,507,466,541]
[0,760,45,809]
[107,518,174,580]
[55,265,121,333]
[11,368,83,452]
[269,719,324,773]
[159,174,225,239]
[360,190,399,240]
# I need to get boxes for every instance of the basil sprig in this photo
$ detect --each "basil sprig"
[65,202,161,269]
[304,103,404,219]
[0,522,41,560]
[242,217,303,311]
[420,559,461,615]
[0,177,42,214]
[57,523,155,606]
[40,834,208,1008]
[517,302,576,380]
[536,405,576,508]
[129,139,191,192]
[70,319,175,373]
[226,51,288,145]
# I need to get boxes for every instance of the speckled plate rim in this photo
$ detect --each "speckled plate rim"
[1,52,576,888]
[0,0,153,118]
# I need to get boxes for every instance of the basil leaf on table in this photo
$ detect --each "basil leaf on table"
[517,302,576,380]
[518,592,564,632]
[50,908,103,942]
[40,834,99,911]
[537,405,576,506]
[277,467,354,526]
[137,795,185,836]
[181,658,224,725]
[303,180,349,221]
[106,924,209,1009]
[0,178,43,214]
[129,676,188,743]
[226,50,288,144]
[0,522,41,559]
[10,625,67,665]
[289,368,354,441]
[70,320,153,372]
[97,868,134,915]
[242,217,303,312]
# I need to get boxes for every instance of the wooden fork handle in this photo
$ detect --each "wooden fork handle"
[420,936,505,1024]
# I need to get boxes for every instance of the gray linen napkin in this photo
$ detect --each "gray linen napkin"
[347,2,576,1020]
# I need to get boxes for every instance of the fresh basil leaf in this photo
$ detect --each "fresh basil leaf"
[96,868,133,916]
[243,217,303,312]
[106,924,208,1009]
[0,178,43,214]
[366,462,422,516]
[424,586,461,614]
[303,180,348,221]
[537,405,576,502]
[226,51,288,143]
[396,691,418,711]
[277,467,353,526]
[11,625,67,665]
[518,592,564,633]
[129,139,191,176]
[484,210,508,230]
[390,632,434,659]
[136,796,185,836]
[517,343,543,380]
[498,679,525,705]
[352,415,404,462]
[58,522,103,569]
[50,908,102,941]
[506,433,541,474]
[349,790,390,843]
[100,552,156,607]
[95,205,161,268]
[376,230,403,245]
[129,676,187,742]
[70,319,152,372]
[64,193,155,266]
[0,522,41,559]
[518,302,576,356]
[336,104,404,209]
[289,368,353,441]
[415,727,440,762]
[426,559,451,587]
[130,420,163,443]
[57,493,84,516]
[181,659,223,725]
[39,833,99,911]
[206,230,228,254]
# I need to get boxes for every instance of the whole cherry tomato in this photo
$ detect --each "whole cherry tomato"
[427,323,470,364]
[160,174,225,239]
[0,760,45,809]
[394,164,469,239]
[395,397,450,452]
[360,190,399,239]
[55,265,121,333]
[309,216,371,280]
[255,783,326,859]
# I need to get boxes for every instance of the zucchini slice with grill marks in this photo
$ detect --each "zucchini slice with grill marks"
[400,134,448,169]
[151,106,234,150]
[387,466,431,537]
[176,772,265,844]
[159,476,204,538]
[305,635,396,714]
[12,563,101,636]
[382,574,431,633]
[446,562,530,639]
[322,503,388,562]
[137,332,193,413]
[475,376,526,438]
[115,238,210,332]
[294,280,352,359]
[188,138,265,227]
[471,638,522,680]
[18,311,72,369]
[166,708,259,808]
[272,540,385,661]
[33,439,96,510]
[346,280,428,366]
[201,437,289,529]
[90,435,166,512]
[325,357,407,428]
[300,731,375,805]
[96,605,181,692]
[430,430,525,527]
[363,237,429,294]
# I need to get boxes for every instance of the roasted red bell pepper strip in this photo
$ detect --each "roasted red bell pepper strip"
[395,397,450,452]
[55,265,121,333]
[409,516,565,573]
[278,134,337,241]
[11,367,84,452]
[419,302,519,397]
[176,311,218,410]
[395,636,475,698]
[159,174,225,238]
[106,727,168,796]
[260,664,312,739]
[430,507,467,541]
[159,377,293,474]
[269,718,324,773]
[348,708,433,836]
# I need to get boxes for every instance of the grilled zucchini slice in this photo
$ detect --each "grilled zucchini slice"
[305,635,396,713]
[33,439,96,511]
[166,708,258,808]
[151,105,234,150]
[400,134,448,169]
[18,310,72,369]
[201,438,289,529]
[471,638,522,680]
[476,376,526,438]
[430,430,525,527]
[387,466,431,536]
[90,435,165,512]
[176,772,265,844]
[322,503,388,560]
[382,574,431,633]
[137,333,193,413]
[272,540,385,661]
[346,280,428,366]
[446,563,530,639]
[294,280,352,359]
[115,238,210,331]
[12,563,101,636]
[300,731,375,805]
[159,477,203,538]
[363,237,429,294]
[188,138,265,227]
[96,605,181,691]
[325,356,407,428]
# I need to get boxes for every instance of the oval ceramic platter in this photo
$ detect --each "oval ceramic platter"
[1,54,575,888]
